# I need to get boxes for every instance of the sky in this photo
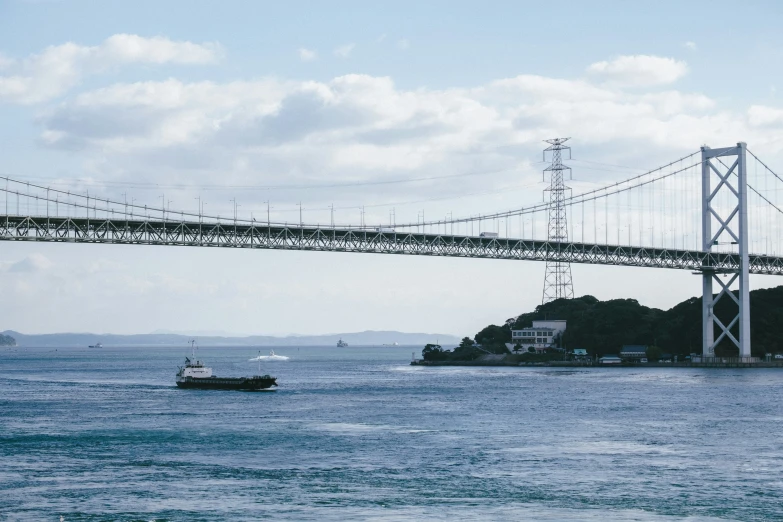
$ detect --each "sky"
[2,0,783,336]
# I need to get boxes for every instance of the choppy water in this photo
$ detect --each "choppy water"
[2,345,782,521]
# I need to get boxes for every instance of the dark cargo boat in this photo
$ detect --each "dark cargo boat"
[176,342,277,391]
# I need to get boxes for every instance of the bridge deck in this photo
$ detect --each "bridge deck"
[2,215,783,275]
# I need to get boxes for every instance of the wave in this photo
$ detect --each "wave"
[249,350,289,362]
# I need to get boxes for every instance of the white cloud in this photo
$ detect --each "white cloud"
[3,254,54,273]
[0,34,221,104]
[38,70,763,165]
[748,105,783,127]
[397,39,410,50]
[587,55,689,87]
[0,52,12,69]
[36,64,783,217]
[334,43,355,58]
[298,48,317,62]
[96,34,220,64]
[684,41,697,51]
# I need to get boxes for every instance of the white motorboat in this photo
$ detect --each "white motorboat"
[249,349,290,362]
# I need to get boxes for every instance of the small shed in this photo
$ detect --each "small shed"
[599,355,622,365]
[572,348,590,360]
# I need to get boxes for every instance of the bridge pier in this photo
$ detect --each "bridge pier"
[701,143,751,358]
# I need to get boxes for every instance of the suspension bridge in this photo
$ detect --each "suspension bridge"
[2,142,783,360]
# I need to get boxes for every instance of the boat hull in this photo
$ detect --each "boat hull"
[176,375,277,391]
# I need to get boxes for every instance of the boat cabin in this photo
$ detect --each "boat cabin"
[178,357,213,378]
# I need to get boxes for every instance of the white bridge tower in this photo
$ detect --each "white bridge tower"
[701,143,751,359]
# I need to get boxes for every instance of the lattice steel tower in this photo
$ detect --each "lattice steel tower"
[542,138,574,304]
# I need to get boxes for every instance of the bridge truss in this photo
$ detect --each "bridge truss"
[3,214,783,276]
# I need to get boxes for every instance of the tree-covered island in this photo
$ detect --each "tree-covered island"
[0,334,17,346]
[420,286,783,364]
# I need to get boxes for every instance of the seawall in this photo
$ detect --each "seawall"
[411,355,783,369]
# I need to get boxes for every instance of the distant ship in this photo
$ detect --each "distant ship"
[176,341,277,391]
[337,338,348,347]
[88,342,103,348]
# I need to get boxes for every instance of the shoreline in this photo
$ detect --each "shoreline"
[411,355,783,369]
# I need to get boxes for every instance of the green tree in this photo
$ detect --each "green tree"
[422,343,445,361]
[646,345,662,362]
[453,337,482,361]
[475,324,511,354]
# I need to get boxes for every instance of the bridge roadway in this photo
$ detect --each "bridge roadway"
[2,215,783,275]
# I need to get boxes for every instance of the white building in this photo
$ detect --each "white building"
[510,320,567,353]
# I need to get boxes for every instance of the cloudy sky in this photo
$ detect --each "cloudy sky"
[2,0,783,337]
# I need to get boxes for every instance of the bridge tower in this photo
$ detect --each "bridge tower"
[542,138,574,304]
[701,143,751,358]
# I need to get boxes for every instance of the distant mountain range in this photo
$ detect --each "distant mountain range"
[1,330,460,347]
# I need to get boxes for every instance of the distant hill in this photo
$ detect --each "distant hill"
[0,330,459,348]
[0,333,15,346]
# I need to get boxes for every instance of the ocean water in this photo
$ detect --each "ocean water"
[2,345,782,521]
